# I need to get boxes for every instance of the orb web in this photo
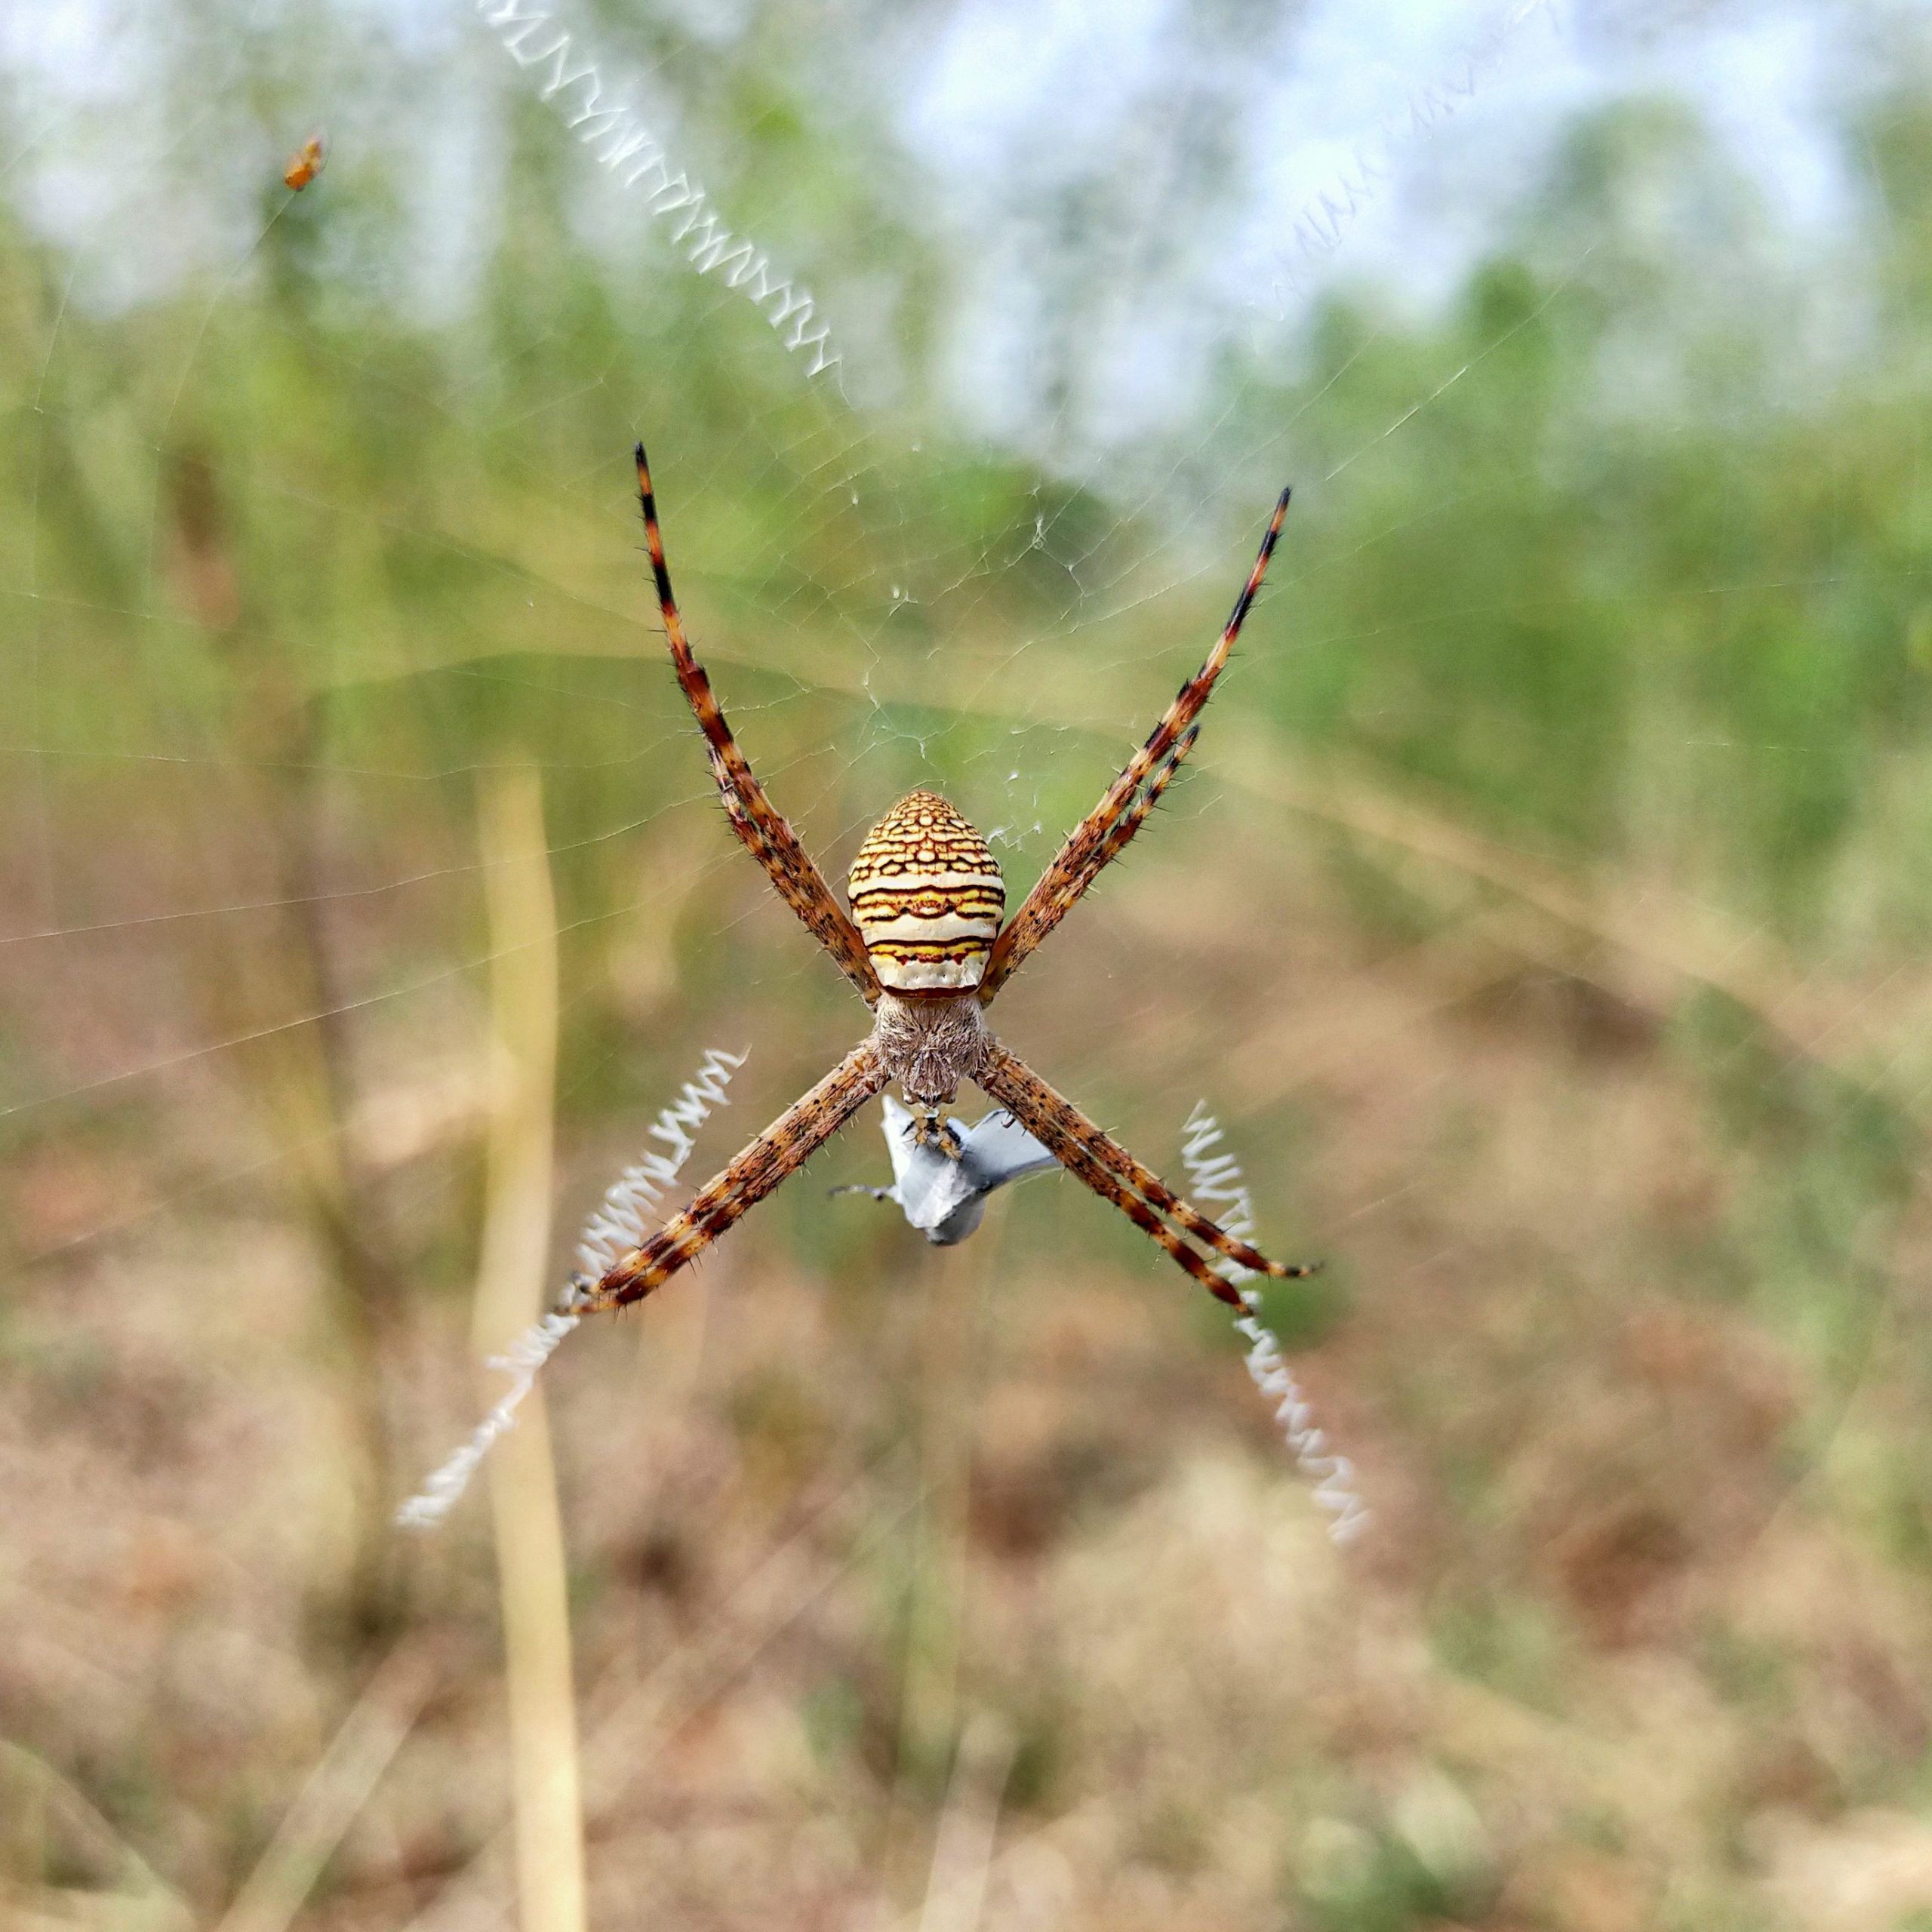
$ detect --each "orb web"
[2,0,1927,1920]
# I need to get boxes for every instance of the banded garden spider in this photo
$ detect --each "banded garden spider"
[564,447,1315,1316]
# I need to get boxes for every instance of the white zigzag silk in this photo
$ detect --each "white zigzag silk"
[1180,1102,1369,1546]
[474,0,838,374]
[395,1045,748,1531]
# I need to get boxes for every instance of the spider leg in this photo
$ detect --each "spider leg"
[1092,723,1197,873]
[979,490,1290,1003]
[988,1047,1315,1278]
[636,444,881,1004]
[977,1044,1318,1305]
[981,1060,1247,1308]
[569,1041,888,1311]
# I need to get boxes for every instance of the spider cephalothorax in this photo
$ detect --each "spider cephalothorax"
[562,444,1314,1316]
[868,989,992,1155]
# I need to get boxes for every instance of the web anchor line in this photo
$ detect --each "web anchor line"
[1270,0,1561,302]
[1180,1101,1368,1546]
[396,1045,749,1531]
[474,0,840,377]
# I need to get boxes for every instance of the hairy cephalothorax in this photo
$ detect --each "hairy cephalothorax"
[869,991,992,1138]
[562,444,1315,1317]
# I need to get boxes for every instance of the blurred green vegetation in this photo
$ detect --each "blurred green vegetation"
[8,4,1932,1927]
[6,23,1932,986]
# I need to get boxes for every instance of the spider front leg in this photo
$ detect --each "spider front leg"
[978,489,1290,1002]
[569,1042,889,1311]
[635,444,881,1004]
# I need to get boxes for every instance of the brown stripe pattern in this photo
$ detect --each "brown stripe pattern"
[571,1043,889,1310]
[848,790,1006,992]
[558,453,1316,1324]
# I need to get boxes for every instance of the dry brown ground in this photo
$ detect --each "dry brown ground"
[5,822,1932,1932]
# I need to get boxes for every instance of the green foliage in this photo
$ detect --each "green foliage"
[11,53,1932,968]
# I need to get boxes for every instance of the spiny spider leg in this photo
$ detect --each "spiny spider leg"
[977,1044,1318,1306]
[1093,723,1198,873]
[569,1042,888,1311]
[979,488,1291,1001]
[995,1050,1315,1280]
[982,1043,1311,1278]
[636,444,881,1004]
[980,1054,1252,1308]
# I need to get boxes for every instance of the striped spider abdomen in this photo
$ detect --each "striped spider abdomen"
[848,791,1004,992]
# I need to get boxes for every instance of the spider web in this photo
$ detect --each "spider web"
[4,0,1931,1917]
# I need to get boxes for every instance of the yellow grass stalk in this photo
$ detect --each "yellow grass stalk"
[214,1642,436,1932]
[474,765,586,1932]
[913,1714,1016,1932]
[0,1740,195,1932]
[897,1231,986,1783]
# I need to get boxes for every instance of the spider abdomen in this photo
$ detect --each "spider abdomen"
[848,791,1004,992]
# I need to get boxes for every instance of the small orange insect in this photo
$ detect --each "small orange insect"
[283,135,326,192]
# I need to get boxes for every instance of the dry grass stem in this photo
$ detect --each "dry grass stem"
[0,1740,195,1932]
[1227,739,1894,1079]
[914,1714,1017,1932]
[473,765,586,1932]
[403,1463,917,1932]
[213,1642,438,1932]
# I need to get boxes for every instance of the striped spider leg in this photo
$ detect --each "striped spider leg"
[569,1044,889,1310]
[977,488,1291,1001]
[966,486,1312,1302]
[635,443,881,1004]
[977,1044,1318,1308]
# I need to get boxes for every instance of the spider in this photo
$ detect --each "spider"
[563,445,1316,1317]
